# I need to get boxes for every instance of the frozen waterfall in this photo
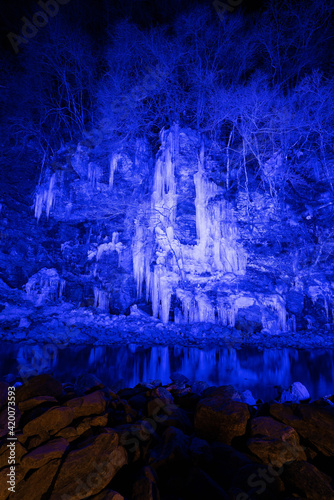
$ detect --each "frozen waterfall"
[132,125,254,326]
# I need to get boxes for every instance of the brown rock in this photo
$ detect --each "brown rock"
[90,413,109,427]
[0,441,27,469]
[106,389,119,401]
[231,463,285,499]
[18,395,58,413]
[131,466,160,500]
[195,390,250,444]
[282,460,334,500]
[247,416,306,467]
[149,426,190,468]
[152,387,174,403]
[74,419,94,436]
[116,423,153,463]
[90,489,124,499]
[64,390,107,419]
[15,375,63,403]
[74,374,105,395]
[148,398,191,433]
[21,437,69,469]
[50,430,127,499]
[270,403,334,456]
[26,435,48,450]
[22,406,74,440]
[14,458,61,500]
[207,442,254,490]
[55,426,79,442]
[198,385,239,400]
[55,414,109,443]
[0,465,26,500]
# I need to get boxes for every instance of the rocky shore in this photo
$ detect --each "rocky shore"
[0,373,334,499]
[1,305,334,350]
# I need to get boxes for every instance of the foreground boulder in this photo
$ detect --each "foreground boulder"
[63,390,107,418]
[13,458,62,500]
[0,440,26,469]
[247,416,306,467]
[15,374,63,403]
[21,437,69,469]
[194,386,250,444]
[0,374,333,499]
[18,395,58,413]
[50,430,127,499]
[21,406,74,443]
[131,466,160,500]
[230,463,285,499]
[270,403,334,456]
[90,490,124,499]
[282,460,334,499]
[74,374,105,395]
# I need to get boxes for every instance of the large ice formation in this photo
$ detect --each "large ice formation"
[132,124,260,326]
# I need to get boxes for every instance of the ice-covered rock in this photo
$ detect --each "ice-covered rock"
[19,318,31,328]
[240,390,257,406]
[279,382,310,403]
[24,268,65,306]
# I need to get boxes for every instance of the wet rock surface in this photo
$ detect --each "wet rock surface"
[0,375,333,499]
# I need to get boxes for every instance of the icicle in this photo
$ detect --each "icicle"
[287,314,296,332]
[34,173,56,221]
[194,169,246,274]
[133,223,148,297]
[217,297,236,326]
[96,232,123,261]
[94,288,109,311]
[88,162,101,188]
[195,293,215,323]
[160,275,172,324]
[46,173,56,218]
[34,192,44,222]
[59,279,66,298]
[324,296,329,320]
[260,294,287,332]
[109,154,121,187]
[132,124,247,325]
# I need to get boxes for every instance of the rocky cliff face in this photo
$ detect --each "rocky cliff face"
[0,124,333,338]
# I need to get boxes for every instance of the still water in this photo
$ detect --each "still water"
[0,342,333,401]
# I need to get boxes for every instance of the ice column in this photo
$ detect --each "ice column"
[109,154,121,188]
[194,152,247,275]
[94,288,110,311]
[34,173,57,222]
[133,124,180,323]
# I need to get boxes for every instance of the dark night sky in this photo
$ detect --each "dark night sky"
[0,0,265,54]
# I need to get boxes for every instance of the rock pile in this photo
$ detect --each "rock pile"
[0,374,333,499]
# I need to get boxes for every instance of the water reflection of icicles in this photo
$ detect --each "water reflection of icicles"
[5,343,334,401]
[88,347,105,365]
[17,345,58,378]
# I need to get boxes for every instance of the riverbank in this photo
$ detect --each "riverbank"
[0,374,333,499]
[1,305,334,350]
